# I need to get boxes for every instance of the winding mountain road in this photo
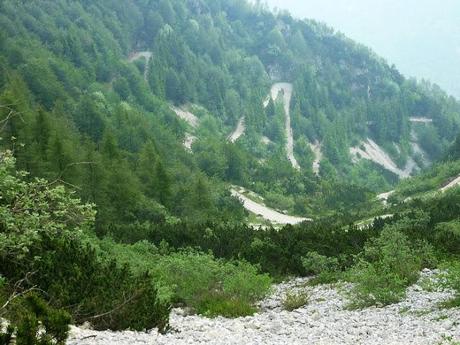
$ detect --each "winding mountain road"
[231,187,310,225]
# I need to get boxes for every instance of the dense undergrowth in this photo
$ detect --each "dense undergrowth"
[2,146,460,343]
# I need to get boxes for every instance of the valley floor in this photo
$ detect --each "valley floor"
[68,270,460,345]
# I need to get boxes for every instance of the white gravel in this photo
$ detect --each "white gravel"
[230,187,310,225]
[68,269,460,345]
[170,105,200,128]
[351,138,414,178]
[228,117,245,143]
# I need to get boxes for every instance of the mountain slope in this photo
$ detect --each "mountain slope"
[0,0,460,224]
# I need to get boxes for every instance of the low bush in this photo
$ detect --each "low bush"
[302,251,341,284]
[99,240,272,318]
[435,221,460,254]
[0,152,170,332]
[347,223,428,308]
[1,293,70,345]
[439,262,460,308]
[151,251,272,317]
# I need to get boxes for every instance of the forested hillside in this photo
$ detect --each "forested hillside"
[1,0,460,342]
[1,0,460,226]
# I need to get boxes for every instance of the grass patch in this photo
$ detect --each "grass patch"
[282,289,309,311]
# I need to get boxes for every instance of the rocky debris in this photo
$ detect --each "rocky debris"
[170,106,200,128]
[351,138,414,178]
[409,117,433,123]
[440,175,460,192]
[67,269,460,345]
[183,133,197,151]
[377,190,395,205]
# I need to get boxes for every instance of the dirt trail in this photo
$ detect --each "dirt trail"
[228,117,245,143]
[231,187,310,225]
[309,141,322,175]
[128,51,152,81]
[441,176,460,192]
[265,83,300,170]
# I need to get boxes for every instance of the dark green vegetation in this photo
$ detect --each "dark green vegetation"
[0,0,460,341]
[1,0,460,224]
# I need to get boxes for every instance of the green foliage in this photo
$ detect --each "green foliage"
[0,153,170,332]
[151,251,271,317]
[348,224,428,307]
[435,221,460,254]
[1,293,70,345]
[439,262,460,308]
[302,251,340,284]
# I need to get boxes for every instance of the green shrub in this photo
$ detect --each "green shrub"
[197,295,256,318]
[282,290,309,311]
[302,251,340,274]
[1,293,70,345]
[0,153,170,332]
[348,225,425,307]
[435,221,460,254]
[439,262,460,308]
[151,251,271,317]
[301,251,341,284]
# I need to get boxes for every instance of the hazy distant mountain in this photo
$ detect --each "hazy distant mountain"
[265,0,460,99]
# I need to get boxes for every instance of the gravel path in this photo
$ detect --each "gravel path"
[128,51,152,81]
[231,187,310,225]
[409,117,433,123]
[228,117,245,143]
[68,269,460,345]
